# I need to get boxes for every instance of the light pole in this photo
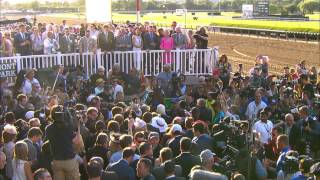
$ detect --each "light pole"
[136,0,141,24]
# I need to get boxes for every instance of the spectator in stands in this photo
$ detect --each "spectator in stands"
[276,135,291,172]
[160,30,174,64]
[14,24,32,56]
[59,28,76,53]
[136,158,156,180]
[245,90,267,120]
[196,98,212,124]
[186,30,195,49]
[143,26,159,50]
[22,69,40,95]
[79,30,97,54]
[157,64,173,97]
[43,31,59,55]
[193,27,208,49]
[2,124,17,179]
[23,127,42,162]
[34,168,52,180]
[98,24,115,52]
[107,147,136,180]
[192,122,213,153]
[12,141,33,180]
[217,54,232,89]
[2,31,14,57]
[86,132,109,169]
[153,147,182,179]
[115,27,132,51]
[252,110,273,144]
[168,124,184,157]
[132,28,143,71]
[13,94,29,120]
[174,137,201,178]
[199,149,216,172]
[31,27,44,55]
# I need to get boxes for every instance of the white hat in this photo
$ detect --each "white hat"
[3,124,17,135]
[134,118,146,129]
[156,104,166,115]
[25,111,34,120]
[151,116,168,133]
[86,94,97,103]
[171,124,183,133]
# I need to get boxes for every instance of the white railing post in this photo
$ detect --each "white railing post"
[96,49,102,69]
[16,54,21,73]
[57,52,62,65]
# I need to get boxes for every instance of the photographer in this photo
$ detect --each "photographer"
[289,106,320,157]
[45,105,81,180]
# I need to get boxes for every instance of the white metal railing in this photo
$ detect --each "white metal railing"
[1,47,219,82]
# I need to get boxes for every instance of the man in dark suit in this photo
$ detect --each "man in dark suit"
[152,147,182,180]
[97,24,115,52]
[106,147,135,180]
[192,122,214,155]
[143,25,159,74]
[59,28,76,53]
[289,106,320,156]
[174,137,201,178]
[14,24,32,56]
[196,98,212,124]
[143,26,159,50]
[163,160,186,180]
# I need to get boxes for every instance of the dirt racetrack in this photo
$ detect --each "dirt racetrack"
[208,33,320,74]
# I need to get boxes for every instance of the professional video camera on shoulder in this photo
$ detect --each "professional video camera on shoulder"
[50,104,79,131]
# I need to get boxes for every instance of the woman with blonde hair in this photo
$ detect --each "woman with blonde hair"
[2,31,14,57]
[12,141,33,180]
[2,124,18,179]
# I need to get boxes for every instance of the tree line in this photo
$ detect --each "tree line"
[2,0,319,14]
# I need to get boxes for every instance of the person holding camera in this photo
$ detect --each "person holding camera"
[45,105,82,180]
[289,106,320,158]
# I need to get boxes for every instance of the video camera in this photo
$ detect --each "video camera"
[54,107,83,131]
[212,117,248,149]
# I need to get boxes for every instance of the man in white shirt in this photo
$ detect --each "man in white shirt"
[112,79,124,100]
[253,110,273,144]
[245,90,267,120]
[43,31,59,55]
[22,69,41,95]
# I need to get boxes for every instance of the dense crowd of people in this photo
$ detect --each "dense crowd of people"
[0,20,320,180]
[0,20,207,58]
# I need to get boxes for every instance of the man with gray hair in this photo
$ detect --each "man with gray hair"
[200,149,216,171]
[281,113,295,136]
[90,66,107,87]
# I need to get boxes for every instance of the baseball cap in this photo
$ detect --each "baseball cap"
[200,149,216,164]
[171,124,183,133]
[25,111,35,120]
[3,124,17,135]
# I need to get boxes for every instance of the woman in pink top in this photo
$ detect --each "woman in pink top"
[160,30,174,64]
[2,32,14,57]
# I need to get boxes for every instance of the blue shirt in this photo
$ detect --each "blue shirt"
[276,146,290,172]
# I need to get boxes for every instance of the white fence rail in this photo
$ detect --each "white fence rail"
[0,47,219,82]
